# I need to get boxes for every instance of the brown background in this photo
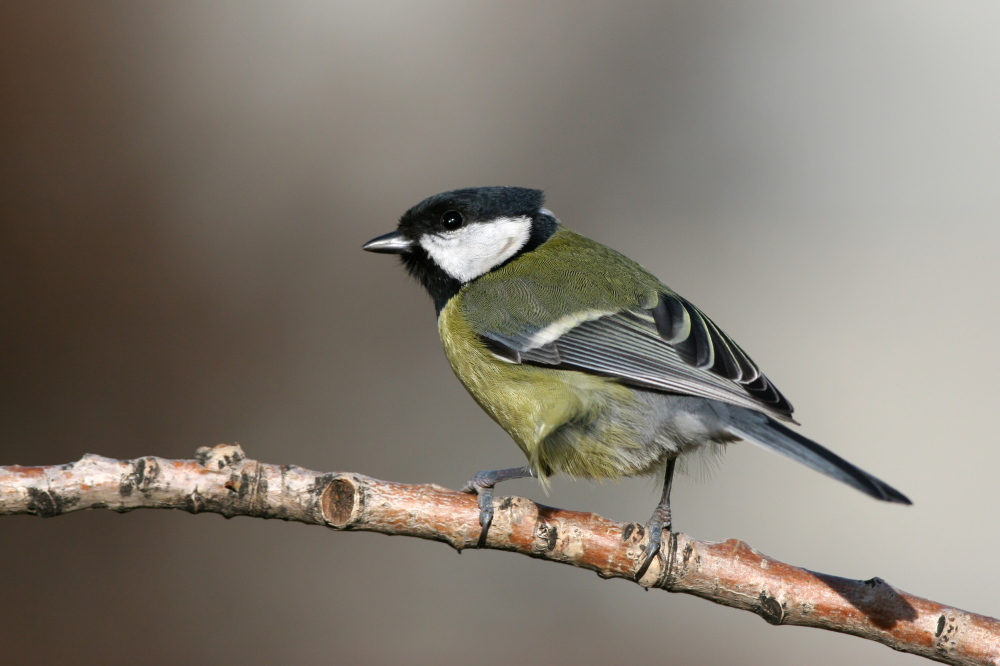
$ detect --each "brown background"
[2,2,998,664]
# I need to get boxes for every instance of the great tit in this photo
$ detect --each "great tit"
[363,186,910,578]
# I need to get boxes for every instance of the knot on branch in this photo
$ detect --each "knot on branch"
[758,593,786,625]
[120,457,160,497]
[195,443,245,471]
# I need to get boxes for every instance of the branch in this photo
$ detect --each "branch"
[1,445,996,665]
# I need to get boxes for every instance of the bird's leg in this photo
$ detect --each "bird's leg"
[635,457,676,581]
[461,466,534,546]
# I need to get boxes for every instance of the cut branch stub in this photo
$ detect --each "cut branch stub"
[321,476,357,527]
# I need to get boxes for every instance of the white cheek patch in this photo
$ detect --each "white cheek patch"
[420,216,532,283]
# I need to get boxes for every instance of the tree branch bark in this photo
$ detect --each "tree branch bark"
[1,444,996,665]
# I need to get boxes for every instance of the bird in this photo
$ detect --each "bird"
[363,186,910,579]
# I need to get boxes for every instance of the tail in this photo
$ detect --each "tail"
[725,415,911,504]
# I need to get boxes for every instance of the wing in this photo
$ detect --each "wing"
[478,291,796,422]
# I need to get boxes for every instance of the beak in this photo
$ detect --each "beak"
[362,230,413,254]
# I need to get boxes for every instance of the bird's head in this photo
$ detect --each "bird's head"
[363,186,558,310]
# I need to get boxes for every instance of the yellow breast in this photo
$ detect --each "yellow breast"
[438,298,654,480]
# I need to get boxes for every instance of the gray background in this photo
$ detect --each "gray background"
[2,2,998,664]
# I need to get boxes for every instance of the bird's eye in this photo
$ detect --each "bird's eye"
[441,210,465,231]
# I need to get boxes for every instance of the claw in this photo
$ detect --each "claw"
[635,521,664,581]
[475,487,494,545]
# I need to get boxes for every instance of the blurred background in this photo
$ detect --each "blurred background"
[2,2,998,664]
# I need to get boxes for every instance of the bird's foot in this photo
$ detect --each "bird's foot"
[460,466,532,547]
[461,472,497,546]
[635,506,672,582]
